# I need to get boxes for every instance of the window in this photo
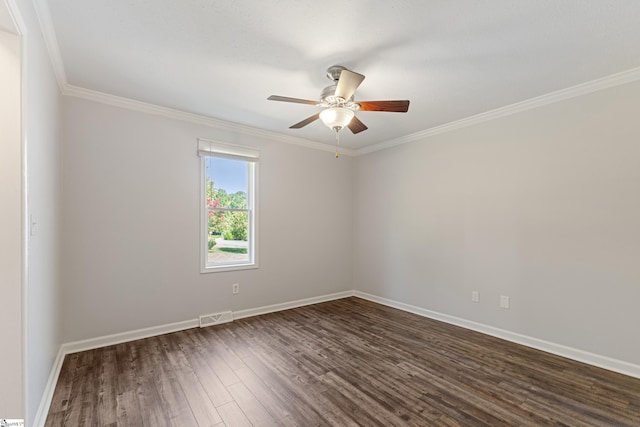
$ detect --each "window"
[199,139,258,272]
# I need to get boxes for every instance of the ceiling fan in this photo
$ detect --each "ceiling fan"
[268,65,410,135]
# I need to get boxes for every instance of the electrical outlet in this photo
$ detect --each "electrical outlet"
[500,295,510,309]
[232,283,239,294]
[472,291,480,303]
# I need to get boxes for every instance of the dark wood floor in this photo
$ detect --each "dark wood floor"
[45,297,640,426]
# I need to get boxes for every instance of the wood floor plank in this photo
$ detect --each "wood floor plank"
[227,381,279,427]
[70,350,97,427]
[152,338,200,427]
[241,354,329,425]
[46,353,77,414]
[320,387,382,427]
[215,325,255,359]
[135,339,178,427]
[188,329,241,387]
[179,330,235,407]
[96,346,118,426]
[49,353,83,427]
[208,332,248,372]
[237,336,363,425]
[233,366,301,427]
[319,370,410,427]
[45,297,640,426]
[216,401,253,427]
[158,334,223,426]
[114,342,144,427]
[43,411,66,427]
[115,390,143,427]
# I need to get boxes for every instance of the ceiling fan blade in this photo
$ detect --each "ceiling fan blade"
[289,113,320,129]
[268,95,318,105]
[334,70,365,101]
[347,116,368,134]
[358,100,410,112]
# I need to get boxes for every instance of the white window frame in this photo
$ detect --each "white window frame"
[199,139,259,273]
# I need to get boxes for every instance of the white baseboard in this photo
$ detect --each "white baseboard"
[32,290,354,426]
[62,318,200,355]
[354,291,640,379]
[233,290,353,320]
[61,290,353,356]
[34,289,640,426]
[31,317,200,427]
[32,346,65,427]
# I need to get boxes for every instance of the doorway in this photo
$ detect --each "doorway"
[0,3,23,419]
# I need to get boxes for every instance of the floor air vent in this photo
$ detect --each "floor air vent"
[199,310,233,328]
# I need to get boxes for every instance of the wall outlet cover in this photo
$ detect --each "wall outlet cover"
[500,295,510,309]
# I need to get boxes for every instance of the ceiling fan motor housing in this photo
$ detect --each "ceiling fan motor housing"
[320,84,358,108]
[326,65,347,82]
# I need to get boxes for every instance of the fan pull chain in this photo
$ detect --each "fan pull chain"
[335,130,340,159]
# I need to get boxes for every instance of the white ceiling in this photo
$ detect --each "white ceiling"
[46,0,640,150]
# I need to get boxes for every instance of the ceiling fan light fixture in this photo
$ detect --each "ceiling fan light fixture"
[319,107,354,132]
[268,65,409,137]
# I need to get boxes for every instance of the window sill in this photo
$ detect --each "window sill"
[200,262,259,274]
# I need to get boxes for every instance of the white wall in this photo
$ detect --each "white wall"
[61,97,353,342]
[354,80,640,366]
[0,28,22,419]
[5,0,65,424]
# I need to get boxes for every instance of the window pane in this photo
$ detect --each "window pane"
[201,149,256,272]
[205,157,248,209]
[207,210,250,264]
[207,210,226,237]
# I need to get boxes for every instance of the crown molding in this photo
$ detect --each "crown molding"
[355,66,640,156]
[31,0,352,156]
[58,64,640,159]
[3,0,24,35]
[32,0,640,158]
[32,0,67,91]
[56,66,640,159]
[63,84,356,156]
